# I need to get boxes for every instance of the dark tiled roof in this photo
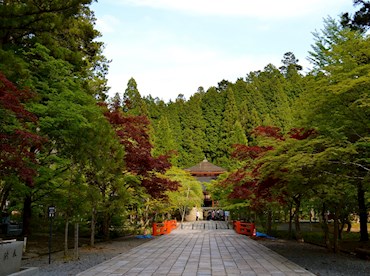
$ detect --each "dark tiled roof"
[185,159,226,174]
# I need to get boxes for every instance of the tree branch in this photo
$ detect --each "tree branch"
[323,170,365,180]
[330,161,370,172]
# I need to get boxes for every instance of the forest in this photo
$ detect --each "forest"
[0,0,369,254]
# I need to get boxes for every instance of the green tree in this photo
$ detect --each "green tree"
[0,0,112,236]
[152,115,177,162]
[341,0,370,32]
[279,52,305,99]
[258,64,293,130]
[302,18,370,241]
[201,87,225,163]
[0,42,113,236]
[165,167,203,222]
[122,78,148,116]
[279,52,303,77]
[0,72,44,213]
[219,87,247,168]
[0,0,109,99]
[178,93,206,167]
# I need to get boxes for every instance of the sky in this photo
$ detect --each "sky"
[91,0,357,102]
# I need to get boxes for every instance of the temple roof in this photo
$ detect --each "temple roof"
[185,159,226,175]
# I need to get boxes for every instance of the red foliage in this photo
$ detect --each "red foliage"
[232,144,274,160]
[251,163,263,177]
[101,103,179,198]
[226,125,316,211]
[288,128,317,140]
[142,176,179,198]
[0,72,45,185]
[0,73,37,123]
[223,157,282,210]
[226,174,279,203]
[257,177,278,198]
[228,183,255,200]
[252,126,284,140]
[223,169,248,185]
[220,168,255,200]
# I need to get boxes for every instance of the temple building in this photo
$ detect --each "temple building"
[185,159,227,207]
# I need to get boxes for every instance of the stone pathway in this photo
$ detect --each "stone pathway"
[179,220,231,230]
[77,221,315,276]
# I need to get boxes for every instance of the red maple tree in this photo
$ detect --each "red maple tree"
[224,126,316,211]
[288,127,317,140]
[101,102,179,198]
[0,72,45,185]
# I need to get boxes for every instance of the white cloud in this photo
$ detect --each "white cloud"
[117,0,350,19]
[96,0,354,101]
[95,14,120,33]
[105,43,281,101]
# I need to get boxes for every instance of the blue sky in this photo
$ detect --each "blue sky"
[91,0,356,102]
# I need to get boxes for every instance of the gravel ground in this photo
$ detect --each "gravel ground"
[21,236,151,276]
[256,238,370,276]
[20,236,369,275]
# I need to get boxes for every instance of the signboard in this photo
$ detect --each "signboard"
[48,206,56,218]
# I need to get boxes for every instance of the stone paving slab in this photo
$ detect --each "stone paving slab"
[77,222,315,276]
[179,221,231,230]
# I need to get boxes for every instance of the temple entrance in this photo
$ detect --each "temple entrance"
[185,159,226,207]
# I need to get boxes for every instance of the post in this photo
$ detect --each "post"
[48,220,52,264]
[23,237,27,253]
[48,206,56,264]
[181,187,191,223]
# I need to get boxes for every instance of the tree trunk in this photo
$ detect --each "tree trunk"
[181,207,186,223]
[90,207,96,247]
[181,187,190,224]
[288,204,293,237]
[100,188,111,240]
[339,220,344,240]
[357,184,369,241]
[22,194,32,236]
[346,220,352,233]
[293,196,303,241]
[22,148,36,236]
[333,210,340,253]
[320,204,331,250]
[102,212,111,240]
[338,215,350,239]
[64,219,69,257]
[266,209,272,236]
[74,222,79,260]
[0,186,10,211]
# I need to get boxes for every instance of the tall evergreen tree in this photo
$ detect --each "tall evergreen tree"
[219,87,247,168]
[279,52,303,77]
[201,87,225,163]
[152,115,177,163]
[254,64,293,130]
[0,0,109,100]
[122,77,148,116]
[341,0,370,31]
[178,93,206,167]
[279,52,304,99]
[166,100,183,164]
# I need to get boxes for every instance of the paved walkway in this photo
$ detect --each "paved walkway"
[77,221,315,276]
